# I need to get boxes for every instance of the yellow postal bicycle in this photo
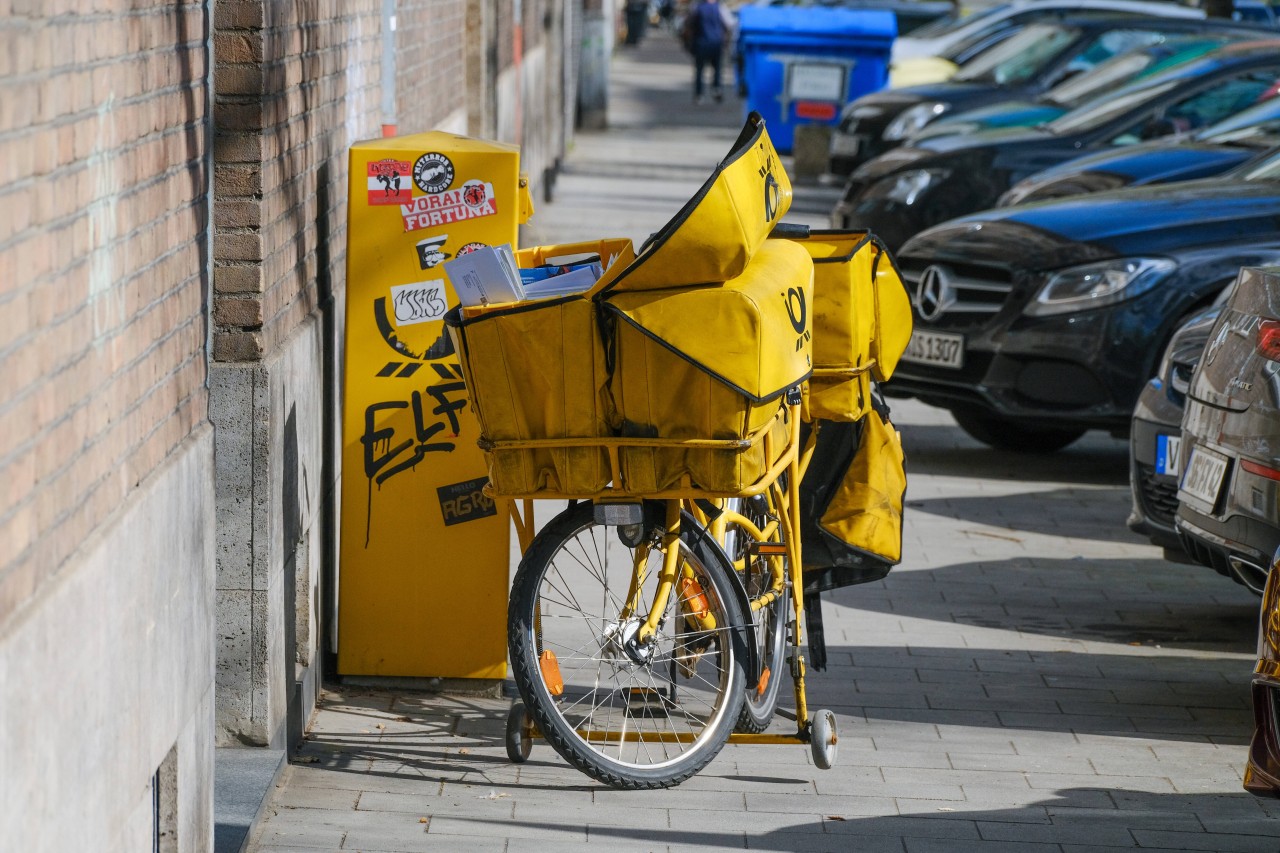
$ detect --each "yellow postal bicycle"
[444,113,910,788]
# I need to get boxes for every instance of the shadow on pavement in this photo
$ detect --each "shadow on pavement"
[906,486,1142,544]
[828,557,1260,651]
[403,788,1279,851]
[899,423,1130,487]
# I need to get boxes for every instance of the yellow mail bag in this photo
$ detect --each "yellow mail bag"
[593,111,793,294]
[602,239,815,494]
[444,239,637,497]
[818,403,906,563]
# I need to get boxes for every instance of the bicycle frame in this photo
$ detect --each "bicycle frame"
[505,405,827,745]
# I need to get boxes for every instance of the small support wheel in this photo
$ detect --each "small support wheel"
[506,702,533,763]
[810,709,838,770]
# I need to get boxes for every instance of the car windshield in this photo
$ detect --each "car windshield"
[1240,148,1280,180]
[940,22,1018,62]
[910,3,1010,38]
[1200,96,1280,147]
[953,24,1080,85]
[1044,79,1179,134]
[1043,50,1160,107]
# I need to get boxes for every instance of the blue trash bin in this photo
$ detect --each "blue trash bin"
[738,6,896,154]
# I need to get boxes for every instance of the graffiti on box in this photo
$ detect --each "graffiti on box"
[360,362,469,545]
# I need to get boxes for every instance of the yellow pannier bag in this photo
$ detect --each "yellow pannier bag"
[781,230,913,420]
[592,112,793,294]
[444,238,637,497]
[602,239,814,494]
[818,403,906,563]
[870,244,913,382]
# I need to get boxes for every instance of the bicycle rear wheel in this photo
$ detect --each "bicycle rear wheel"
[508,502,747,789]
[724,496,789,734]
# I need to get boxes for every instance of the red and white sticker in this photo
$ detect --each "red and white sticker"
[367,159,412,206]
[401,181,497,232]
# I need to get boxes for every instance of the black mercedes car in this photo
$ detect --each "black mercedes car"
[1178,264,1280,594]
[834,40,1280,252]
[827,16,1266,175]
[1001,93,1280,205]
[886,148,1280,452]
[1129,303,1222,557]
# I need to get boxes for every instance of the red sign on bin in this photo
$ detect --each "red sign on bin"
[795,102,838,121]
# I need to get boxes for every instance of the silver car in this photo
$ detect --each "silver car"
[1177,266,1280,594]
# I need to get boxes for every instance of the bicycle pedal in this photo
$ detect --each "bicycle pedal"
[747,542,788,557]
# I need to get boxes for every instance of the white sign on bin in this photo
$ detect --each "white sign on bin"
[787,62,846,102]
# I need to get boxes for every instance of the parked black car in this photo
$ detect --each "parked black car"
[910,35,1246,144]
[827,16,1266,175]
[886,148,1280,451]
[1178,264,1280,594]
[1001,93,1280,205]
[834,40,1280,252]
[1128,303,1222,557]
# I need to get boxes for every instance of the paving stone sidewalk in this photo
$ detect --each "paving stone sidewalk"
[246,32,1280,853]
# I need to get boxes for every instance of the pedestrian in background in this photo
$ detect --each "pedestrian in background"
[682,0,733,103]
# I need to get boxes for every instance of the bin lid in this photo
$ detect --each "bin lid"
[738,6,896,40]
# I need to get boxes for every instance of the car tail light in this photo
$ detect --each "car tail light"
[1259,320,1280,362]
[1241,458,1280,482]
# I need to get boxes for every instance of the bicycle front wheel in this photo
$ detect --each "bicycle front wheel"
[508,502,747,789]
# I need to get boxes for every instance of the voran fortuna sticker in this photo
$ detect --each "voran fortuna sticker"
[401,181,496,232]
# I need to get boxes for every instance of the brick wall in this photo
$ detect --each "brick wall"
[396,0,468,136]
[212,0,382,363]
[0,0,211,624]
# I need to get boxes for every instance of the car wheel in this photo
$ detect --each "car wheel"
[951,408,1085,453]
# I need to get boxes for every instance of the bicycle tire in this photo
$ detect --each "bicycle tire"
[508,502,747,789]
[726,496,789,734]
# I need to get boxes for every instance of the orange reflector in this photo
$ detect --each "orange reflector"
[751,542,788,557]
[795,101,837,121]
[539,650,564,696]
[678,576,710,620]
[756,666,772,699]
[1240,458,1280,482]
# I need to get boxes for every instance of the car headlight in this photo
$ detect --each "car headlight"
[883,102,950,141]
[1025,258,1176,317]
[863,168,951,205]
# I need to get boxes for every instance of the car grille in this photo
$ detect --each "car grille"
[901,261,1015,330]
[1135,462,1179,527]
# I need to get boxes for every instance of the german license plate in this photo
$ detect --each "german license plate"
[1179,445,1228,507]
[1156,434,1181,477]
[902,330,964,369]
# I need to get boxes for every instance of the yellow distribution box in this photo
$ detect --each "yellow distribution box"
[339,133,528,678]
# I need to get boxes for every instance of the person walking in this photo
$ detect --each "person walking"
[682,0,732,103]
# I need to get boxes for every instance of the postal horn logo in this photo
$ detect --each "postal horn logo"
[784,287,811,358]
[413,152,454,194]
